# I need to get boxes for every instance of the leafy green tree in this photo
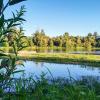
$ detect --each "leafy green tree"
[83,37,92,49]
[96,40,100,47]
[88,35,95,47]
[64,32,69,37]
[59,39,63,47]
[32,30,49,47]
[27,36,34,47]
[93,32,98,37]
[88,33,92,37]
[65,39,72,48]
[49,39,53,47]
[31,30,99,49]
[75,36,82,47]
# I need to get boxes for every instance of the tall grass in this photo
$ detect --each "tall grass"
[1,71,100,100]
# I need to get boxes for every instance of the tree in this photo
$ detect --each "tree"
[75,36,82,47]
[88,33,92,37]
[32,30,49,47]
[31,30,99,49]
[93,32,98,37]
[27,36,34,47]
[65,39,72,48]
[83,37,92,49]
[49,39,53,47]
[96,40,100,47]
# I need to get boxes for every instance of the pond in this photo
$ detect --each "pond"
[13,61,100,80]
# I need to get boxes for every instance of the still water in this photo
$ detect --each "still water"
[35,48,100,55]
[3,47,100,55]
[13,61,100,80]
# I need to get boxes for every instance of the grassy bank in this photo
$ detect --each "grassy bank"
[1,46,100,66]
[17,53,100,67]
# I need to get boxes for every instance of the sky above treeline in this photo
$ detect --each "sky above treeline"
[5,0,100,36]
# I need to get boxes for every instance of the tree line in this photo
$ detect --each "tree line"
[32,30,100,49]
[1,29,100,49]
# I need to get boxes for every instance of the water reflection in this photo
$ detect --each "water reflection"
[2,47,100,55]
[35,48,100,54]
[13,61,100,80]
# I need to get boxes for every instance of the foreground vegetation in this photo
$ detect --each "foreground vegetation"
[1,74,100,100]
[17,53,100,67]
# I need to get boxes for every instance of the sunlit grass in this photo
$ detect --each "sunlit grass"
[17,53,100,67]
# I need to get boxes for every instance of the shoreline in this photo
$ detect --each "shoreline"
[17,53,100,67]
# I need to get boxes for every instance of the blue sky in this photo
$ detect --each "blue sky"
[5,0,100,36]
